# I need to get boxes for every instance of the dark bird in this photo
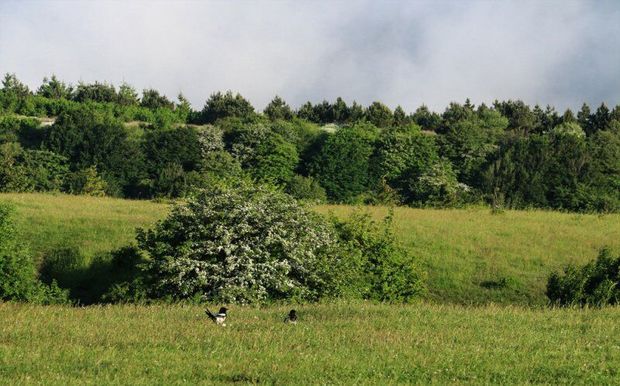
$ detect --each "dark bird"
[205,307,228,326]
[284,309,297,324]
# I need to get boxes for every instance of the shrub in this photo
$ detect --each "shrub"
[0,204,68,304]
[65,166,107,196]
[407,159,468,207]
[546,248,620,306]
[136,182,345,303]
[285,175,327,203]
[330,209,426,302]
[136,182,425,304]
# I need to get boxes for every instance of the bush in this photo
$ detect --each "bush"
[330,209,426,302]
[0,204,68,304]
[65,166,107,196]
[546,248,620,306]
[285,175,327,203]
[136,181,425,304]
[137,182,343,303]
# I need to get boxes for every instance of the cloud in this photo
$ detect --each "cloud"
[0,0,618,113]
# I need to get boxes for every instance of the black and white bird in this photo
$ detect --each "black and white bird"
[205,307,228,326]
[284,309,297,324]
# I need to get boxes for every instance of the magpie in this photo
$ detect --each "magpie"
[284,309,297,324]
[205,307,228,326]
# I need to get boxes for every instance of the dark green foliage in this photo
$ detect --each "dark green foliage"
[19,149,69,191]
[0,204,68,303]
[175,93,192,122]
[264,96,294,121]
[577,103,592,134]
[73,82,117,103]
[285,175,327,202]
[43,105,128,171]
[365,101,393,128]
[481,126,620,212]
[152,163,195,198]
[583,129,620,211]
[141,89,174,110]
[296,101,317,122]
[0,143,30,191]
[370,126,440,203]
[142,126,202,196]
[201,91,255,123]
[309,123,378,202]
[547,248,620,306]
[65,166,107,196]
[1,72,620,212]
[0,143,68,192]
[481,134,551,209]
[493,100,536,134]
[412,105,442,131]
[37,75,73,100]
[330,210,426,302]
[227,124,298,185]
[332,97,350,123]
[393,106,408,126]
[438,104,507,185]
[0,74,33,115]
[117,83,139,106]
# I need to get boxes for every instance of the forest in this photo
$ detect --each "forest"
[1,73,619,212]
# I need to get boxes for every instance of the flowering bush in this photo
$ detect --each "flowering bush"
[137,182,342,303]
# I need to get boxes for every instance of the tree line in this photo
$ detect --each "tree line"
[1,73,619,212]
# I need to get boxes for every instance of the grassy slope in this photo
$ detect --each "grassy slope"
[0,193,168,262]
[320,205,620,305]
[1,302,619,384]
[1,193,619,305]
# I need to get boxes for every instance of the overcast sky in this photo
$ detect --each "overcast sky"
[1,0,619,112]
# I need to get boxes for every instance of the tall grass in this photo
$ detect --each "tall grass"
[1,301,618,384]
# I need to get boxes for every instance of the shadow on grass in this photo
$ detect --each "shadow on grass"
[39,245,145,305]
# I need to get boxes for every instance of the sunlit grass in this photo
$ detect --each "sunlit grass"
[318,205,620,305]
[0,193,169,262]
[1,301,618,384]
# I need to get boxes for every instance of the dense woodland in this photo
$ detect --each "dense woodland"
[1,73,619,212]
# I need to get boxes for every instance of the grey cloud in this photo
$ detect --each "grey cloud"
[0,0,618,113]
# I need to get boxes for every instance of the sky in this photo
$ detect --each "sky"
[0,0,619,113]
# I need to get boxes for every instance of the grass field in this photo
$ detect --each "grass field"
[1,193,619,305]
[1,193,620,384]
[1,301,619,384]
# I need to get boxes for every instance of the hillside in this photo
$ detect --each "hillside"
[1,193,619,305]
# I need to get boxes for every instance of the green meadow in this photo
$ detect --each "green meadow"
[2,193,618,305]
[1,302,619,384]
[1,193,619,383]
